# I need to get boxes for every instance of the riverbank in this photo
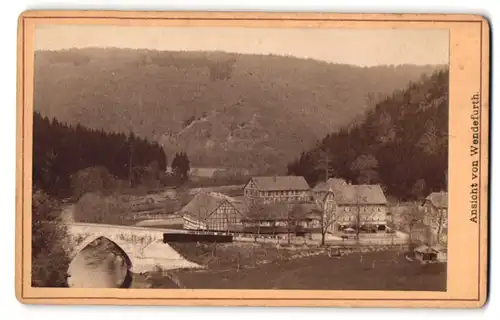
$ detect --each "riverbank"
[151,243,446,290]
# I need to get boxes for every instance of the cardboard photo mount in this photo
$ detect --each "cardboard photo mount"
[16,10,490,308]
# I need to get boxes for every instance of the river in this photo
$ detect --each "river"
[67,238,132,288]
[67,238,179,288]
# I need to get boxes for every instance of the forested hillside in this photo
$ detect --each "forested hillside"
[34,48,442,173]
[287,69,449,200]
[33,112,167,197]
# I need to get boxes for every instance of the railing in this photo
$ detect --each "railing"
[64,222,190,234]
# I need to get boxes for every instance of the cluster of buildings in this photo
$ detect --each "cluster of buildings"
[128,173,448,246]
[177,175,394,237]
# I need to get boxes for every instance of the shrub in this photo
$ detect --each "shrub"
[31,189,71,287]
[70,166,118,199]
[73,192,132,225]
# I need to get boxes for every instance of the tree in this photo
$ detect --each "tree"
[286,203,305,245]
[403,204,425,253]
[127,131,135,187]
[440,225,448,245]
[365,92,377,109]
[435,209,446,245]
[171,152,191,184]
[70,166,116,199]
[287,152,321,186]
[386,218,396,245]
[352,189,371,258]
[33,112,169,197]
[286,69,449,200]
[417,120,447,156]
[374,112,396,144]
[411,179,427,200]
[246,201,269,239]
[73,193,130,225]
[141,160,161,189]
[350,154,379,184]
[423,224,434,246]
[315,192,337,246]
[353,190,370,243]
[315,148,335,182]
[32,189,71,287]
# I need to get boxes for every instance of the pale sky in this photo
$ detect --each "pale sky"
[35,24,449,67]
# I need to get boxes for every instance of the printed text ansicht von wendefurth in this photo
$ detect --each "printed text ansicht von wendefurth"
[469,93,480,224]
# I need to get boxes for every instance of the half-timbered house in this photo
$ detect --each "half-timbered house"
[179,192,245,232]
[242,201,322,235]
[330,184,388,232]
[312,178,347,200]
[243,176,311,205]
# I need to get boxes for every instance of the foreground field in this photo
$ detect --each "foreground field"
[150,243,446,291]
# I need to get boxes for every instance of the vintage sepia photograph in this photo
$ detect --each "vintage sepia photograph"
[31,22,450,291]
[16,11,489,308]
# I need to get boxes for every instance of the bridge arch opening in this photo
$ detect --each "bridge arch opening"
[68,236,133,288]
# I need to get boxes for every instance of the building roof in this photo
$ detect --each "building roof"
[415,244,447,254]
[431,244,448,253]
[244,202,321,221]
[313,178,347,192]
[425,192,448,208]
[230,196,248,215]
[415,245,435,254]
[178,191,243,220]
[333,184,387,205]
[246,176,310,191]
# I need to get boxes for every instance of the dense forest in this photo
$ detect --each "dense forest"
[33,112,167,198]
[287,69,449,201]
[35,48,443,172]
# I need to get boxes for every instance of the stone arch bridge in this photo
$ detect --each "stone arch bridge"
[64,222,201,274]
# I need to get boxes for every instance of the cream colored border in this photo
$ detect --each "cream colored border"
[16,10,490,308]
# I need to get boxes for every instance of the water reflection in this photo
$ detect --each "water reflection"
[66,237,184,289]
[67,237,129,288]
